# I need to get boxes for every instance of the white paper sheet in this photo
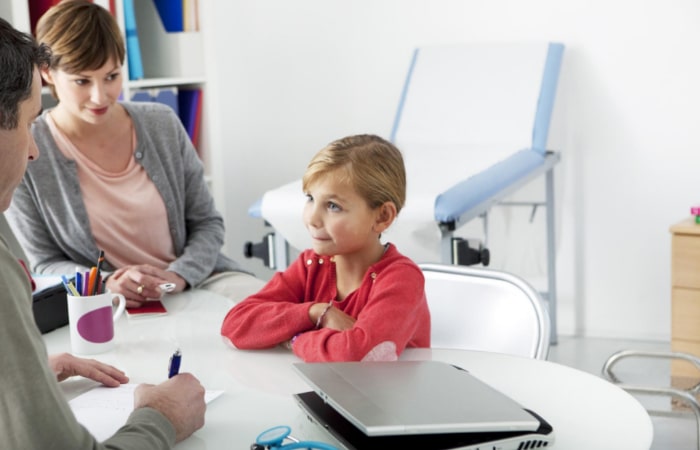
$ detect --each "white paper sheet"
[69,383,223,442]
[32,274,65,294]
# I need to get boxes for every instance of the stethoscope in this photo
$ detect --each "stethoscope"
[250,425,339,450]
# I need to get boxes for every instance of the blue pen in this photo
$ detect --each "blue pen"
[168,349,181,378]
[75,272,83,296]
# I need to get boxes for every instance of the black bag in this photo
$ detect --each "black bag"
[32,283,69,334]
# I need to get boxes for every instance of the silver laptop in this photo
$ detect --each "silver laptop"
[293,361,554,449]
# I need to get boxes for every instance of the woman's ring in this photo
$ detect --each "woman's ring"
[136,285,144,295]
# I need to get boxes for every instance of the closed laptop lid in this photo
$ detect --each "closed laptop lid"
[292,360,540,437]
[294,391,555,450]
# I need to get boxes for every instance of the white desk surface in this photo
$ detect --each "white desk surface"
[43,289,652,449]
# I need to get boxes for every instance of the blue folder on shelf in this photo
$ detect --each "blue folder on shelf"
[130,87,179,115]
[178,89,202,147]
[123,0,144,80]
[153,0,184,32]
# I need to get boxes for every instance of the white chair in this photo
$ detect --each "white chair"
[420,263,550,360]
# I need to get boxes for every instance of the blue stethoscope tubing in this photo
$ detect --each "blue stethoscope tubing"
[255,425,339,450]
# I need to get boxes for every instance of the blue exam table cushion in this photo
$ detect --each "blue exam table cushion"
[434,148,546,224]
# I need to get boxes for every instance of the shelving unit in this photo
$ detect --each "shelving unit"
[6,0,218,203]
[0,0,31,32]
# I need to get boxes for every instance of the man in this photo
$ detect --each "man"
[0,17,206,449]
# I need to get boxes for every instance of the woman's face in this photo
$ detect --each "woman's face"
[42,59,123,125]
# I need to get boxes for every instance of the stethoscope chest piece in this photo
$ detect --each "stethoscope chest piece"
[254,425,292,448]
[251,424,339,450]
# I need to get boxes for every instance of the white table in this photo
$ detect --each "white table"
[43,290,653,449]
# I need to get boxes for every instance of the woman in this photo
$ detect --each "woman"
[7,0,263,307]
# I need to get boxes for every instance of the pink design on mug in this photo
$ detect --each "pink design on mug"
[77,306,114,343]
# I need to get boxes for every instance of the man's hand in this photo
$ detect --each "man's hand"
[134,373,206,442]
[48,353,129,387]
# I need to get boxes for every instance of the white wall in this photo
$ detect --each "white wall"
[202,0,700,341]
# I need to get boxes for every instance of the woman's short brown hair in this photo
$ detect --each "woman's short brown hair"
[36,0,124,97]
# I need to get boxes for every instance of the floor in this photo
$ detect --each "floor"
[547,336,697,450]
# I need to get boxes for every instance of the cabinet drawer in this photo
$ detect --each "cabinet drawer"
[671,339,700,378]
[672,288,700,341]
[672,235,700,288]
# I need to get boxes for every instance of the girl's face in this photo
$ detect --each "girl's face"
[303,170,382,258]
[42,59,122,125]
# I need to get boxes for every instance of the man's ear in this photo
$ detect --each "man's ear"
[373,202,398,234]
[40,67,53,85]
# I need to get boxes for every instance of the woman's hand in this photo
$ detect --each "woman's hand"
[48,353,129,387]
[107,264,187,308]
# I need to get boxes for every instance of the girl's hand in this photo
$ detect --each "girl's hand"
[321,306,356,331]
[309,302,355,331]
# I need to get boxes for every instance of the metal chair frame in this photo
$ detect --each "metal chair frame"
[602,349,700,449]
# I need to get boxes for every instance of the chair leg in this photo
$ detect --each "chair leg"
[602,350,700,450]
[612,384,700,450]
[545,166,557,345]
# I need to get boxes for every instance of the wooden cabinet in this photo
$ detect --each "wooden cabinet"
[670,217,700,377]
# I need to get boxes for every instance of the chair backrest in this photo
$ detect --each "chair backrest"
[420,263,550,360]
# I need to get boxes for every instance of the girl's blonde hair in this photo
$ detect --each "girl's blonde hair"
[36,0,124,98]
[302,134,406,213]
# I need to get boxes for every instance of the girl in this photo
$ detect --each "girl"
[221,134,430,362]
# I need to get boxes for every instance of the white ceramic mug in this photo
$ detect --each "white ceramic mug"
[67,292,126,355]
